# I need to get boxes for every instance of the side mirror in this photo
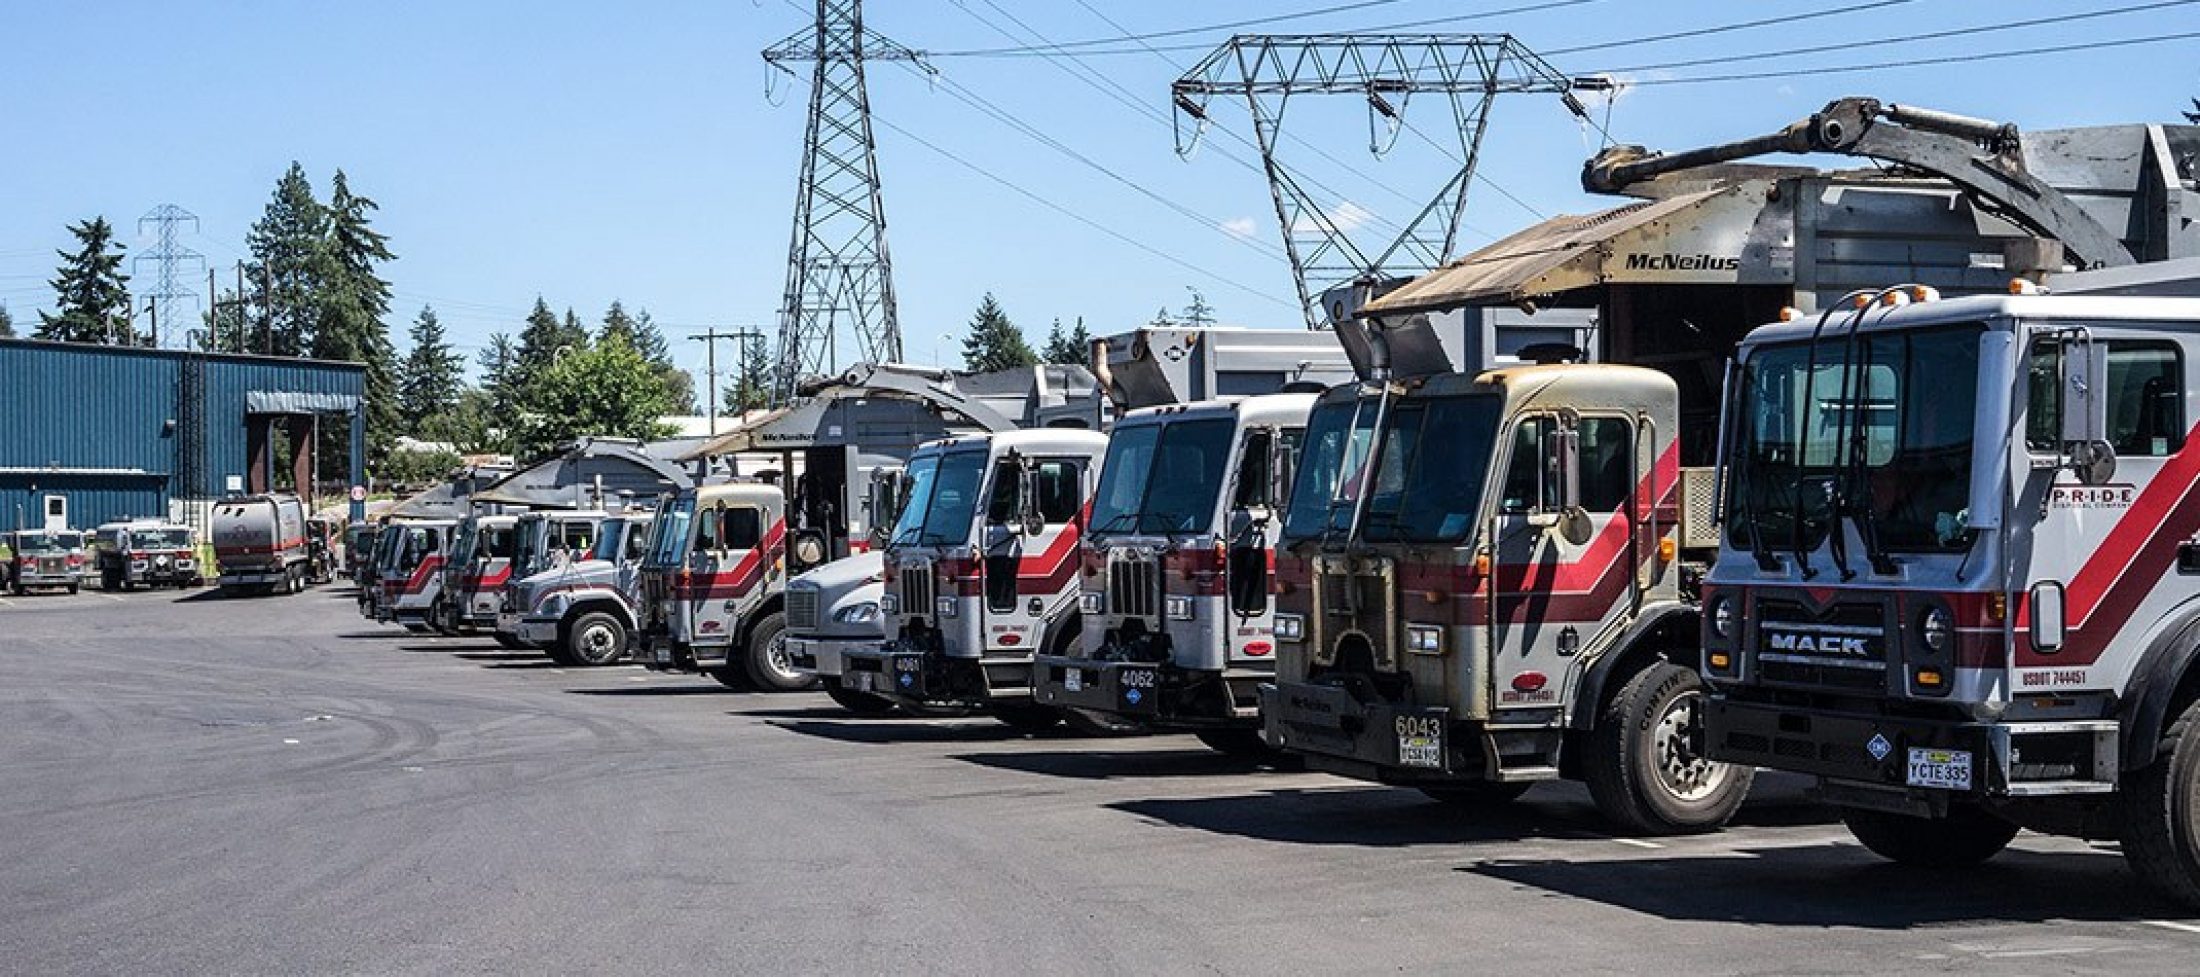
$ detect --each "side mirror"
[2029,580,2066,653]
[1270,439,1297,510]
[2060,338,2116,485]
[1541,415,1593,545]
[1017,464,1045,537]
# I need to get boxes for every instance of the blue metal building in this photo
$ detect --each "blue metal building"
[0,338,366,531]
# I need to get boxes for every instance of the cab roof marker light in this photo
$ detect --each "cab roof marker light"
[2009,277,2045,295]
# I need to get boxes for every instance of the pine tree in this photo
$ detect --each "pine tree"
[599,300,639,348]
[1148,306,1177,327]
[960,293,1036,373]
[0,303,14,338]
[318,170,401,466]
[630,308,672,365]
[399,306,465,422]
[1181,288,1216,326]
[244,163,327,356]
[1041,316,1090,366]
[723,334,774,415]
[514,298,580,384]
[37,217,134,344]
[199,288,248,352]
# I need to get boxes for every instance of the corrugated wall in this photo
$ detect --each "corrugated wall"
[0,339,366,531]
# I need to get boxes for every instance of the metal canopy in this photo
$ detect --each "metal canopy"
[684,362,1030,459]
[1363,185,1765,316]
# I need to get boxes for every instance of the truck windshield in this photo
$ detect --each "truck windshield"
[129,529,191,549]
[590,520,627,562]
[1726,323,1982,555]
[1283,393,1502,544]
[647,499,693,567]
[512,521,544,573]
[15,532,78,553]
[396,527,439,571]
[891,450,988,547]
[1089,418,1236,536]
[452,521,479,563]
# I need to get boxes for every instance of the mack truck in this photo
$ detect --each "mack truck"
[509,511,655,666]
[635,483,804,690]
[492,509,609,645]
[1032,393,1315,755]
[212,493,312,596]
[840,429,1112,731]
[1700,284,2200,906]
[438,513,518,639]
[376,519,457,631]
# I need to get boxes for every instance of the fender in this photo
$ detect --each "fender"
[737,592,789,651]
[2117,600,2200,770]
[1566,600,1699,731]
[565,593,640,633]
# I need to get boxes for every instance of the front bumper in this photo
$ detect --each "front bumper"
[13,571,82,587]
[788,633,883,679]
[1031,655,1269,727]
[515,617,561,646]
[841,646,1020,707]
[1261,680,1467,783]
[218,571,286,587]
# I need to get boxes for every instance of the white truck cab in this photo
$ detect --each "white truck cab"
[635,483,801,690]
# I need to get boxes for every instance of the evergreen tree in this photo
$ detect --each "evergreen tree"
[1040,316,1090,366]
[0,303,14,338]
[723,334,774,415]
[630,308,673,365]
[960,293,1036,373]
[513,331,677,459]
[37,217,134,344]
[598,300,639,348]
[1181,288,1216,326]
[318,170,401,466]
[399,306,465,422]
[476,331,521,453]
[244,163,327,356]
[1148,306,1177,327]
[200,288,248,352]
[513,298,583,384]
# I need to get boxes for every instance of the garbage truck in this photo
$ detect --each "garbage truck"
[509,511,655,666]
[634,484,800,690]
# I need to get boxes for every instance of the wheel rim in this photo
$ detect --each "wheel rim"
[762,632,798,682]
[578,622,618,661]
[1652,690,1732,803]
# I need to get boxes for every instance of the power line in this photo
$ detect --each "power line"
[941,0,1599,58]
[1632,27,2200,87]
[1542,0,1916,57]
[1589,0,2197,76]
[931,0,1420,56]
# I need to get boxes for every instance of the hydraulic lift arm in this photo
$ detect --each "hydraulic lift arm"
[1582,97,2137,269]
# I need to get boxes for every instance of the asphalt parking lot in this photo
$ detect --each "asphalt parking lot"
[5,585,2199,975]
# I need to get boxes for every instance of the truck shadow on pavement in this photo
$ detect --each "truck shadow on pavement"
[566,685,745,696]
[952,747,1287,780]
[1108,777,1833,847]
[766,718,1078,745]
[1461,843,2186,927]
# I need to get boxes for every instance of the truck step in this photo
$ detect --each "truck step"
[1491,765,1560,783]
[2002,780,2116,797]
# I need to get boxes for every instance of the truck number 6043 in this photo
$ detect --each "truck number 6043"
[1394,715,1442,740]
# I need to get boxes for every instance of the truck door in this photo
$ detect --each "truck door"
[685,503,773,650]
[1223,427,1298,660]
[981,456,1087,654]
[1489,414,1636,712]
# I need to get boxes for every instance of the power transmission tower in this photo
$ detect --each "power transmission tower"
[136,204,207,348]
[763,0,928,404]
[1172,35,1580,329]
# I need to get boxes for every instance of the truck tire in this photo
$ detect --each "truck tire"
[2118,698,2200,909]
[566,611,630,667]
[994,703,1063,733]
[1843,804,2019,868]
[825,679,899,716]
[1419,781,1535,806]
[68,581,81,595]
[741,612,814,692]
[1584,660,1754,835]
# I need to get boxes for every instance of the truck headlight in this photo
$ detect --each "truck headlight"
[1920,605,1951,653]
[540,593,570,618]
[833,601,880,625]
[1165,595,1195,620]
[1273,613,1304,642]
[1406,624,1445,655]
[1710,596,1735,639]
[1079,591,1103,614]
[879,592,899,614]
[935,596,958,619]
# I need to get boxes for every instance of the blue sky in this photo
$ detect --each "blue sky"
[3,1,2196,391]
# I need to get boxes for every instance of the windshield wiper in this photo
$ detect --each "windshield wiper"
[1837,337,1897,577]
[1090,510,1139,535]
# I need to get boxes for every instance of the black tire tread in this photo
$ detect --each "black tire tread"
[2119,702,2200,908]
[1582,661,1753,836]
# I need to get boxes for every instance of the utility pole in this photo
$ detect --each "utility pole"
[763,0,928,403]
[689,327,770,437]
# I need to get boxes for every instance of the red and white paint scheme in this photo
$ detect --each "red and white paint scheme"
[375,519,456,630]
[842,429,1109,727]
[439,513,518,633]
[1032,393,1315,753]
[635,484,802,690]
[212,493,311,596]
[1263,362,1754,834]
[1704,288,2200,905]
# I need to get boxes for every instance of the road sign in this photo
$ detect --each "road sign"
[349,485,367,503]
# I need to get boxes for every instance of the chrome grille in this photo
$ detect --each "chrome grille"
[1107,554,1159,619]
[39,558,64,575]
[787,587,821,630]
[899,563,935,618]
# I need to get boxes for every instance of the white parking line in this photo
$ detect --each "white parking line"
[2144,920,2200,935]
